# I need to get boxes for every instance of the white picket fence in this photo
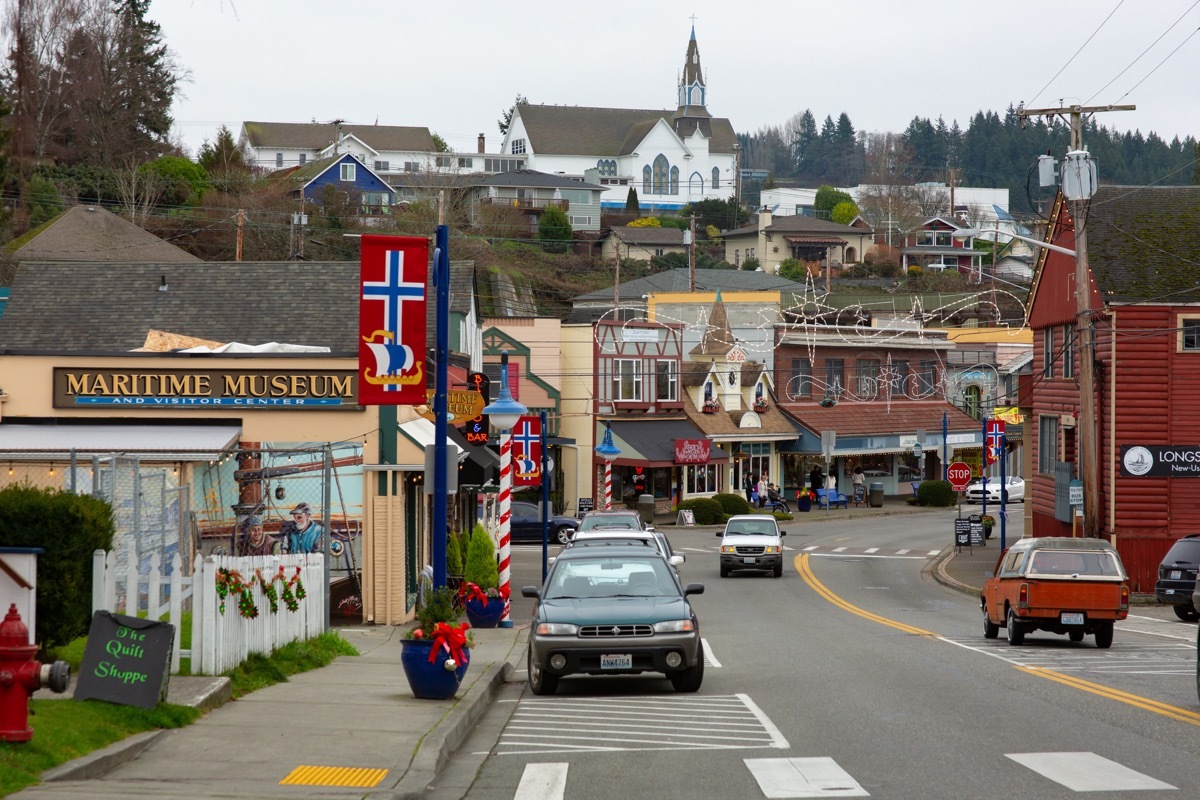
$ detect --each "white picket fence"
[92,550,326,675]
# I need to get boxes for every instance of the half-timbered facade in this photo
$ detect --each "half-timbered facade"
[592,319,727,511]
[1027,186,1200,590]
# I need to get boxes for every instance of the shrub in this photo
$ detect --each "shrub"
[712,492,752,516]
[741,256,761,272]
[0,485,115,652]
[676,497,724,525]
[907,265,923,278]
[446,530,464,577]
[463,523,499,590]
[917,480,957,508]
[412,585,461,636]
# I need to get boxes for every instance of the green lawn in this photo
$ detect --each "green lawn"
[0,631,358,797]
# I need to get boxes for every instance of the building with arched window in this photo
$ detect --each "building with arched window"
[499,26,737,213]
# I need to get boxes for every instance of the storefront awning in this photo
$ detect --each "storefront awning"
[605,418,729,466]
[0,424,241,461]
[398,418,464,459]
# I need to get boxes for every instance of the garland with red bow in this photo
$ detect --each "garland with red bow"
[458,581,509,606]
[427,621,471,667]
[215,565,308,618]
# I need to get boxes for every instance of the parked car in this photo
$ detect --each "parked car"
[717,514,787,578]
[981,537,1129,648]
[566,528,686,573]
[509,501,579,545]
[965,476,1025,504]
[575,509,654,534]
[521,543,705,695]
[1155,534,1200,621]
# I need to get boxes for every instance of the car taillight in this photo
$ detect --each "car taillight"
[1120,584,1129,610]
[1018,583,1028,609]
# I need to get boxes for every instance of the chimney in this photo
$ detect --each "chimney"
[477,133,485,154]
[758,205,772,231]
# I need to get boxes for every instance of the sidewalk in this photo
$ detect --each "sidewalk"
[20,625,528,800]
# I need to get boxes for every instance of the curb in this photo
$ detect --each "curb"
[41,677,233,783]
[391,629,526,800]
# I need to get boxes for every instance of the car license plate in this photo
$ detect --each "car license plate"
[743,556,756,564]
[601,654,632,670]
[1061,612,1084,625]
[1170,570,1182,580]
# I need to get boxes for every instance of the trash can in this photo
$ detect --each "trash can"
[868,482,884,508]
[636,494,656,526]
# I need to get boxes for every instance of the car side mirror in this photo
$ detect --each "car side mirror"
[714,531,723,538]
[778,530,787,536]
[670,554,685,566]
[521,586,540,599]
[547,556,558,565]
[684,583,705,596]
[645,525,656,532]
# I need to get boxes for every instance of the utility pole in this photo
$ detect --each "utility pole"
[613,238,621,320]
[236,209,244,261]
[689,213,696,292]
[1017,102,1133,538]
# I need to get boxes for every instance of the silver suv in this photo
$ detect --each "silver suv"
[718,515,787,578]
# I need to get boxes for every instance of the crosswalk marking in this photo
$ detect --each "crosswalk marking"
[702,638,723,668]
[927,550,941,556]
[804,545,820,551]
[896,548,910,554]
[498,694,787,754]
[513,762,569,800]
[864,547,879,554]
[1006,752,1176,791]
[832,546,847,553]
[745,757,869,798]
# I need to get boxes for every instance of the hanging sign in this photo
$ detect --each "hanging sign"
[511,415,542,487]
[674,438,711,464]
[358,235,428,405]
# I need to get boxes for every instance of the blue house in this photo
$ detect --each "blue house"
[284,153,395,216]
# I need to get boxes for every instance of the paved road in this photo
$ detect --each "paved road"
[432,511,1200,800]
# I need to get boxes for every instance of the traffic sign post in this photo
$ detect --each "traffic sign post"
[948,460,972,521]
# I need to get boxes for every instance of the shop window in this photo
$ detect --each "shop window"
[824,359,844,397]
[655,360,678,401]
[1038,415,1059,474]
[612,359,642,401]
[855,359,879,398]
[686,463,721,494]
[790,358,812,398]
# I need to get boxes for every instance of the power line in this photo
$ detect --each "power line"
[1085,0,1200,105]
[1026,0,1126,107]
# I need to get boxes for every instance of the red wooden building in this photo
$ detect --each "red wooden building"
[1027,186,1200,591]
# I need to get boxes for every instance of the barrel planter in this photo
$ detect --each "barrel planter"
[463,597,505,628]
[400,638,470,700]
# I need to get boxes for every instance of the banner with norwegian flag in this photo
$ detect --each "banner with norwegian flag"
[510,415,542,488]
[358,235,428,405]
[986,419,1006,465]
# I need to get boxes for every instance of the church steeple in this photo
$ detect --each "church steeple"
[675,24,711,121]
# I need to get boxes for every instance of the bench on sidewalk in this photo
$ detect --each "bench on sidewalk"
[816,488,848,509]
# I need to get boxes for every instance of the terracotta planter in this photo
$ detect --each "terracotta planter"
[463,597,505,628]
[400,638,470,699]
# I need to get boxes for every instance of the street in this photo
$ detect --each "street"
[430,511,1200,799]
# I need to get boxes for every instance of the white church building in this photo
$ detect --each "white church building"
[499,27,739,212]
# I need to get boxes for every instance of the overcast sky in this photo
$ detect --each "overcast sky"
[153,0,1200,168]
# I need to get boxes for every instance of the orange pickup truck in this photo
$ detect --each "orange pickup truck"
[981,537,1129,648]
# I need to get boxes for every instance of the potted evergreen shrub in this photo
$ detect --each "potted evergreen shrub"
[460,523,506,628]
[400,585,471,699]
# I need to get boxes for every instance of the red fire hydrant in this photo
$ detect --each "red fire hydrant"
[0,603,70,743]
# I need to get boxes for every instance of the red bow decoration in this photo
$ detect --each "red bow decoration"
[428,621,471,667]
[462,582,488,605]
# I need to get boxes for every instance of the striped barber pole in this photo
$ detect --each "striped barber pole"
[498,431,512,623]
[604,462,613,510]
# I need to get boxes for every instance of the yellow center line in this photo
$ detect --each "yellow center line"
[796,552,1200,727]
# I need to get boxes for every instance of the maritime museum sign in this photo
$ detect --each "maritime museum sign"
[54,368,360,410]
[1120,445,1200,477]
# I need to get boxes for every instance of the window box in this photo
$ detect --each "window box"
[753,399,768,413]
[702,400,721,413]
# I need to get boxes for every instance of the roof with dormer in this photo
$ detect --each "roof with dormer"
[241,121,435,153]
[513,104,737,157]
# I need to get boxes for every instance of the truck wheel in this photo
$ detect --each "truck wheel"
[1094,622,1114,649]
[720,565,730,578]
[773,564,783,578]
[1174,604,1200,622]
[983,602,999,639]
[1006,607,1025,646]
[1068,630,1085,642]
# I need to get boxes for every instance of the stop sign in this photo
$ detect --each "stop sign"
[947,461,973,490]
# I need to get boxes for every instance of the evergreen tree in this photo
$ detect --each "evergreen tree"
[626,186,640,213]
[538,205,572,251]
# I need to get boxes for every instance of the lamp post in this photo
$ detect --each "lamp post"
[595,421,621,510]
[481,350,527,628]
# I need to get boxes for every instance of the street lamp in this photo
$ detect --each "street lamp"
[481,350,527,628]
[595,420,621,510]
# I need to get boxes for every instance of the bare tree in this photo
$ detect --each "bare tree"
[111,157,162,225]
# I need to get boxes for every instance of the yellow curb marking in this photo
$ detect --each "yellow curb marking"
[797,552,1200,728]
[279,765,388,787]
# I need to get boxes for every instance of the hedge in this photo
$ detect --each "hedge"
[712,492,752,516]
[917,479,957,508]
[0,484,115,652]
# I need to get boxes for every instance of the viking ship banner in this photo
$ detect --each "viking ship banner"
[511,415,543,488]
[358,235,429,405]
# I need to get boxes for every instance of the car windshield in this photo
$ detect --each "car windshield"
[546,556,678,599]
[724,520,779,536]
[578,516,640,531]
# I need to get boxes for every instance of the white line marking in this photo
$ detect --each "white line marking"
[895,548,910,555]
[514,762,569,800]
[832,546,847,553]
[864,547,879,554]
[745,757,870,798]
[811,554,926,560]
[702,638,722,668]
[1006,752,1176,792]
[738,693,790,749]
[927,550,941,556]
[804,545,819,551]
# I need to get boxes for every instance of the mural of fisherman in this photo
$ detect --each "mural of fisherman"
[282,502,325,554]
[237,515,281,557]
